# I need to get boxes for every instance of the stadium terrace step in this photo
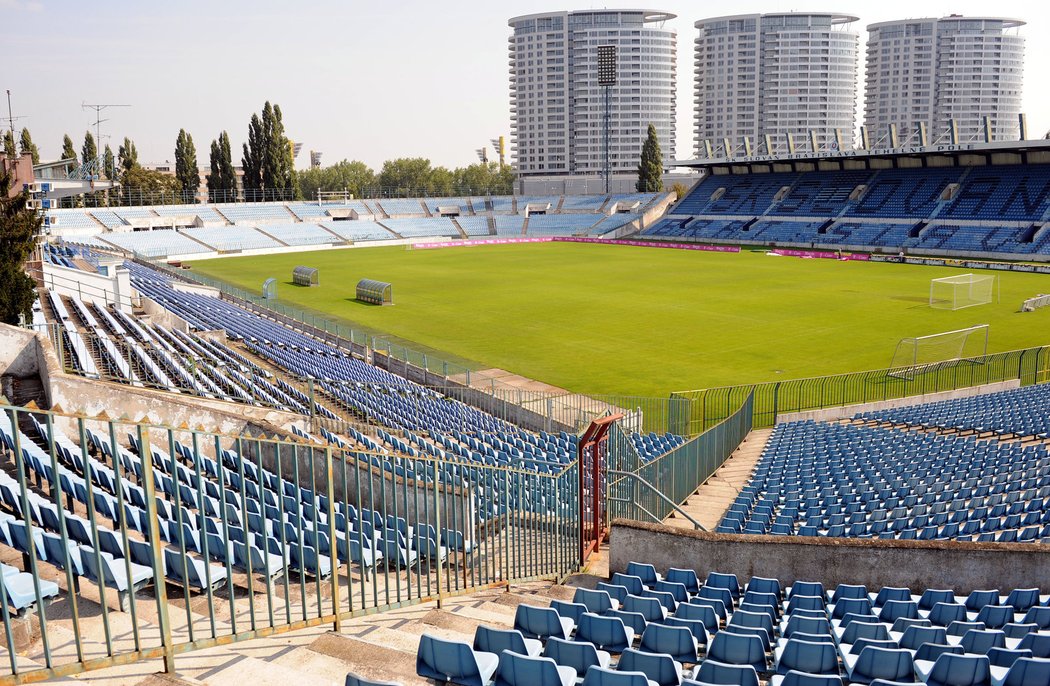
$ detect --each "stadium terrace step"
[663,428,772,531]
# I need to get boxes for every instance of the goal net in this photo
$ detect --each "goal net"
[929,273,998,310]
[888,324,989,380]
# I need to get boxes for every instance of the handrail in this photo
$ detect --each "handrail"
[608,469,707,531]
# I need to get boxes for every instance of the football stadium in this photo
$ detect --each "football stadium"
[2,6,1050,686]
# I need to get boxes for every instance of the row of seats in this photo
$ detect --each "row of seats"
[413,563,1050,685]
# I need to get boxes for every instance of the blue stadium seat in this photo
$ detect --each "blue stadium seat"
[493,650,576,686]
[416,633,498,686]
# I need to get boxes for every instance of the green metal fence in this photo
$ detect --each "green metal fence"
[607,392,755,527]
[671,346,1050,434]
[0,403,581,684]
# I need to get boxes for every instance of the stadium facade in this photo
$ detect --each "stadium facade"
[693,12,860,156]
[864,15,1026,145]
[508,9,677,178]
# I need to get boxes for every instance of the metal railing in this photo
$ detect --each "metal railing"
[0,402,581,684]
[607,392,754,526]
[672,346,1050,433]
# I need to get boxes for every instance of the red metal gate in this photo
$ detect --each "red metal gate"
[578,414,622,563]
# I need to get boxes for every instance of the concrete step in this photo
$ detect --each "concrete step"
[664,427,773,531]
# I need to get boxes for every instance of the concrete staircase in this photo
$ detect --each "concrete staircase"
[48,579,578,686]
[663,427,772,531]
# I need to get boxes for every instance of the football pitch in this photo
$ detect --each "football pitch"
[188,243,1050,397]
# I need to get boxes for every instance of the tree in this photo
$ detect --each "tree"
[0,170,40,325]
[174,128,199,203]
[453,161,514,195]
[378,158,434,196]
[122,165,182,203]
[61,134,77,164]
[19,128,40,164]
[2,131,15,158]
[81,131,98,168]
[261,102,297,199]
[241,113,264,198]
[296,159,376,200]
[103,144,115,180]
[207,131,238,202]
[636,123,663,192]
[117,137,138,176]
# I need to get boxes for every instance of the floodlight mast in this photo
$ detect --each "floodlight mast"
[598,45,617,194]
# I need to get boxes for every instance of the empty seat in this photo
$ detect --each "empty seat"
[769,670,843,686]
[575,613,635,653]
[666,568,701,595]
[580,665,657,686]
[473,625,541,658]
[921,653,991,686]
[775,639,838,676]
[846,647,914,685]
[344,673,401,686]
[616,648,683,686]
[959,630,1006,656]
[627,562,661,587]
[416,633,498,686]
[515,604,574,641]
[690,659,760,686]
[493,650,576,686]
[1000,657,1050,686]
[707,631,767,672]
[576,588,620,615]
[543,636,611,679]
[639,623,699,664]
[706,572,741,599]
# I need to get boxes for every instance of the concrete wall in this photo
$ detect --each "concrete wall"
[777,379,1021,424]
[40,262,134,312]
[610,520,1050,595]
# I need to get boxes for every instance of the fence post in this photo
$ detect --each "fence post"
[138,424,176,673]
[325,446,341,631]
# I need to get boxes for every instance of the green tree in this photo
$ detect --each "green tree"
[103,144,115,180]
[117,137,138,176]
[296,159,376,200]
[19,128,40,164]
[636,123,663,192]
[60,134,77,163]
[81,131,98,168]
[453,161,514,195]
[2,131,15,158]
[207,131,238,202]
[122,165,182,204]
[261,102,297,199]
[241,113,264,198]
[0,170,40,325]
[174,128,199,203]
[378,158,434,196]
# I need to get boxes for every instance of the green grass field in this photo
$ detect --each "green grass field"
[187,243,1050,397]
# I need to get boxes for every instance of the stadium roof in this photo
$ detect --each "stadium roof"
[671,138,1050,174]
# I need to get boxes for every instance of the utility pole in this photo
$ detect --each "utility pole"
[82,102,130,170]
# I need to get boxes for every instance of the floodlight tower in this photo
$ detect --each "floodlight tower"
[597,45,617,194]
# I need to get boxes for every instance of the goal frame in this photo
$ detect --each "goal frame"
[888,324,990,381]
[929,273,999,310]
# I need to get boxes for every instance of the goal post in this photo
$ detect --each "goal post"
[888,324,989,380]
[929,273,999,310]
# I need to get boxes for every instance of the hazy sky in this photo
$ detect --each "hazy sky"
[3,0,1047,171]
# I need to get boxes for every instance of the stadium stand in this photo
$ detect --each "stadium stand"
[319,220,395,242]
[424,198,469,215]
[379,217,459,238]
[99,229,207,258]
[214,204,296,224]
[640,163,1050,257]
[494,215,526,236]
[456,215,493,236]
[376,199,426,216]
[415,564,1050,685]
[181,226,282,251]
[253,222,340,247]
[718,384,1050,542]
[525,214,601,236]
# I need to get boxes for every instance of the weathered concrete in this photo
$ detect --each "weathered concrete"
[610,519,1050,594]
[777,379,1022,424]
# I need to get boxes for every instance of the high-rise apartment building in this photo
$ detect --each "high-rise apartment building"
[508,10,676,177]
[864,16,1025,144]
[694,13,859,156]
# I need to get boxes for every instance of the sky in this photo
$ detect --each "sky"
[3,0,1047,171]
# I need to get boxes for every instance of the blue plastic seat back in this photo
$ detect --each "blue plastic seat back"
[874,587,912,607]
[918,589,956,611]
[706,572,741,599]
[666,567,700,594]
[746,576,782,600]
[708,631,766,672]
[975,605,1014,630]
[675,601,716,628]
[914,643,963,663]
[833,597,873,619]
[880,600,920,623]
[930,603,969,627]
[790,581,825,599]
[640,623,697,663]
[900,625,948,650]
[777,671,843,686]
[1016,632,1050,658]
[1004,588,1039,613]
[966,590,1001,613]
[787,595,827,614]
[693,658,760,686]
[960,629,1006,656]
[608,610,647,636]
[1003,657,1050,686]
[852,647,914,683]
[494,651,567,686]
[580,665,650,686]
[543,636,605,678]
[551,600,587,624]
[474,625,527,656]
[777,639,838,676]
[689,596,728,620]
[515,604,569,640]
[597,583,629,605]
[831,584,868,604]
[345,672,400,686]
[575,588,615,615]
[926,653,990,686]
[663,616,709,646]
[616,648,680,686]
[577,613,631,652]
[699,585,735,610]
[611,573,645,595]
[416,634,493,686]
[626,562,659,586]
[985,648,1032,670]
